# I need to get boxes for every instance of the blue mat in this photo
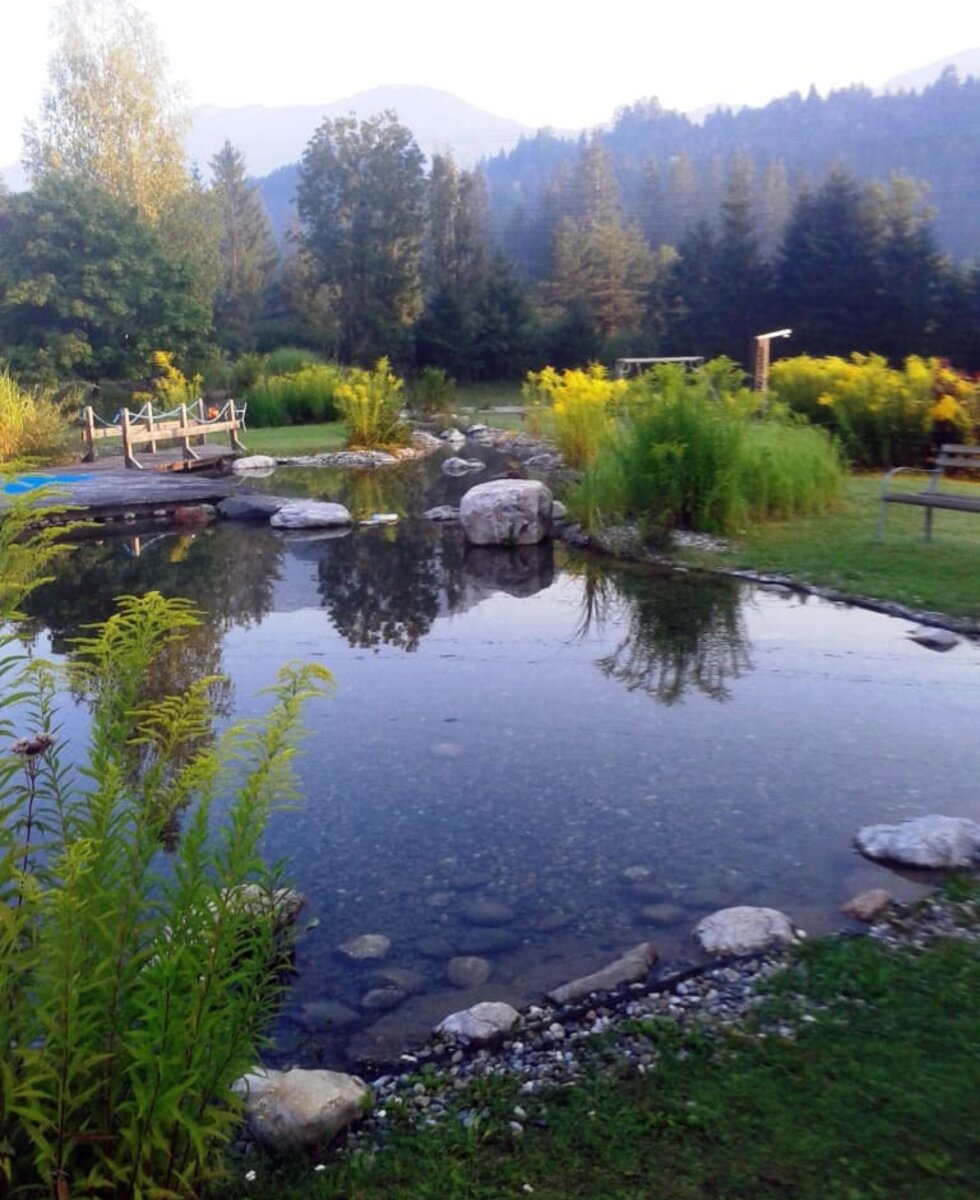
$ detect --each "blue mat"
[2,472,92,496]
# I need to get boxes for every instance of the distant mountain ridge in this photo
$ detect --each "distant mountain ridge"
[185,85,535,177]
[882,46,980,93]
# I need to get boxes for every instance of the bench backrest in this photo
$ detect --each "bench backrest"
[935,444,980,471]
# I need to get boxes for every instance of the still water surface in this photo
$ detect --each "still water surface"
[23,455,980,1067]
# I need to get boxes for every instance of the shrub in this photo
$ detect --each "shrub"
[769,353,979,467]
[263,347,324,377]
[523,364,627,468]
[336,357,408,447]
[0,371,76,463]
[0,515,332,1197]
[244,364,344,427]
[572,362,843,535]
[407,366,457,418]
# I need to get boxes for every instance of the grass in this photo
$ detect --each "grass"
[674,473,980,621]
[243,422,348,456]
[216,902,980,1200]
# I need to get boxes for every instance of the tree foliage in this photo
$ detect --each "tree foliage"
[297,112,426,364]
[23,0,190,224]
[0,175,210,380]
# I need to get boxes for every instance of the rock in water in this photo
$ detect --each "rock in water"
[435,1001,520,1043]
[907,626,959,651]
[447,955,492,988]
[441,457,486,477]
[547,942,658,1004]
[232,1067,369,1150]
[839,888,892,921]
[693,907,798,956]
[459,479,553,546]
[337,933,391,961]
[270,501,353,529]
[854,815,980,868]
[231,454,278,473]
[218,493,289,520]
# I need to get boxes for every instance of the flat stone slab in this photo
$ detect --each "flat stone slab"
[855,814,980,868]
[337,933,391,961]
[218,493,289,520]
[270,500,353,529]
[547,942,658,1004]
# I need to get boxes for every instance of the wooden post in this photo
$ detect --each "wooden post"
[229,399,246,454]
[146,400,158,454]
[82,406,96,462]
[195,398,207,447]
[121,407,142,469]
[178,405,200,463]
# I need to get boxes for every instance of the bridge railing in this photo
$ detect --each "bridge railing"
[80,399,247,469]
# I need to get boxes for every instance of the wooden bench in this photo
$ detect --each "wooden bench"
[80,399,247,469]
[878,444,980,541]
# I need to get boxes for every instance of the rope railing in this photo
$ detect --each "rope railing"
[79,398,247,470]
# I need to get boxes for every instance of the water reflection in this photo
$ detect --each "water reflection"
[572,560,751,703]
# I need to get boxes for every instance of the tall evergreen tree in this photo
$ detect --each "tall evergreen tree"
[210,141,278,349]
[297,111,426,364]
[873,176,943,359]
[776,167,884,355]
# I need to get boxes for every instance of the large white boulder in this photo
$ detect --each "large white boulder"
[460,479,553,546]
[693,906,799,956]
[231,455,278,473]
[855,814,980,868]
[547,942,658,1004]
[270,501,353,529]
[435,1000,520,1043]
[233,1067,369,1150]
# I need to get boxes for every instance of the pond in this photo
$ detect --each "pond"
[21,445,980,1069]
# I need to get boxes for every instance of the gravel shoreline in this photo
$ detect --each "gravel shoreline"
[334,887,979,1152]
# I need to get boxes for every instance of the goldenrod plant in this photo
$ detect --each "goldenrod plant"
[336,357,407,447]
[0,507,332,1197]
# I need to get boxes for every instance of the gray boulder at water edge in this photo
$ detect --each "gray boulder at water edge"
[459,479,553,546]
[232,1067,369,1150]
[270,501,353,529]
[693,907,799,956]
[435,1001,520,1043]
[854,814,980,868]
[218,493,289,520]
[231,454,278,473]
[441,456,486,477]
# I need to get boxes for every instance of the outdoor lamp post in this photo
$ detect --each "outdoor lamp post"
[753,328,792,396]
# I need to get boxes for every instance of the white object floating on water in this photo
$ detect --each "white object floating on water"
[359,512,399,526]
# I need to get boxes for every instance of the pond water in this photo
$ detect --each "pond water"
[21,446,980,1070]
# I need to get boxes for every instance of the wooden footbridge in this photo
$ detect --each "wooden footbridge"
[2,400,251,527]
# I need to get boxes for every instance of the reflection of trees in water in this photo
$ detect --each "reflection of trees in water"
[573,560,751,704]
[316,529,467,652]
[23,524,283,652]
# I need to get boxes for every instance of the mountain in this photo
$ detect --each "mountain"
[881,46,980,93]
[185,85,533,177]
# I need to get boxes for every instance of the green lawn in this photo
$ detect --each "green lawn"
[218,896,980,1200]
[675,474,980,622]
[242,422,348,457]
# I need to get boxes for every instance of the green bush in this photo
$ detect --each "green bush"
[0,509,332,1197]
[407,366,457,417]
[769,354,979,467]
[263,347,324,377]
[572,362,843,535]
[244,364,344,427]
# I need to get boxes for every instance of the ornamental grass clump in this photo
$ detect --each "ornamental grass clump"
[571,362,843,536]
[0,370,74,463]
[523,364,627,468]
[0,502,332,1198]
[336,356,408,447]
[244,363,344,427]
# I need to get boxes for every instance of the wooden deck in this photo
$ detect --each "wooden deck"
[2,462,246,527]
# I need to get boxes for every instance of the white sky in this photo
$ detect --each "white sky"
[2,0,978,165]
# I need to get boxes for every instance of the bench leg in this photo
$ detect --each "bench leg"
[924,506,933,543]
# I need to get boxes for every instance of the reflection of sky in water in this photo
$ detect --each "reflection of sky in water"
[19,509,980,1069]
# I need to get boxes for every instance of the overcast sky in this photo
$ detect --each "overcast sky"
[2,0,978,165]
